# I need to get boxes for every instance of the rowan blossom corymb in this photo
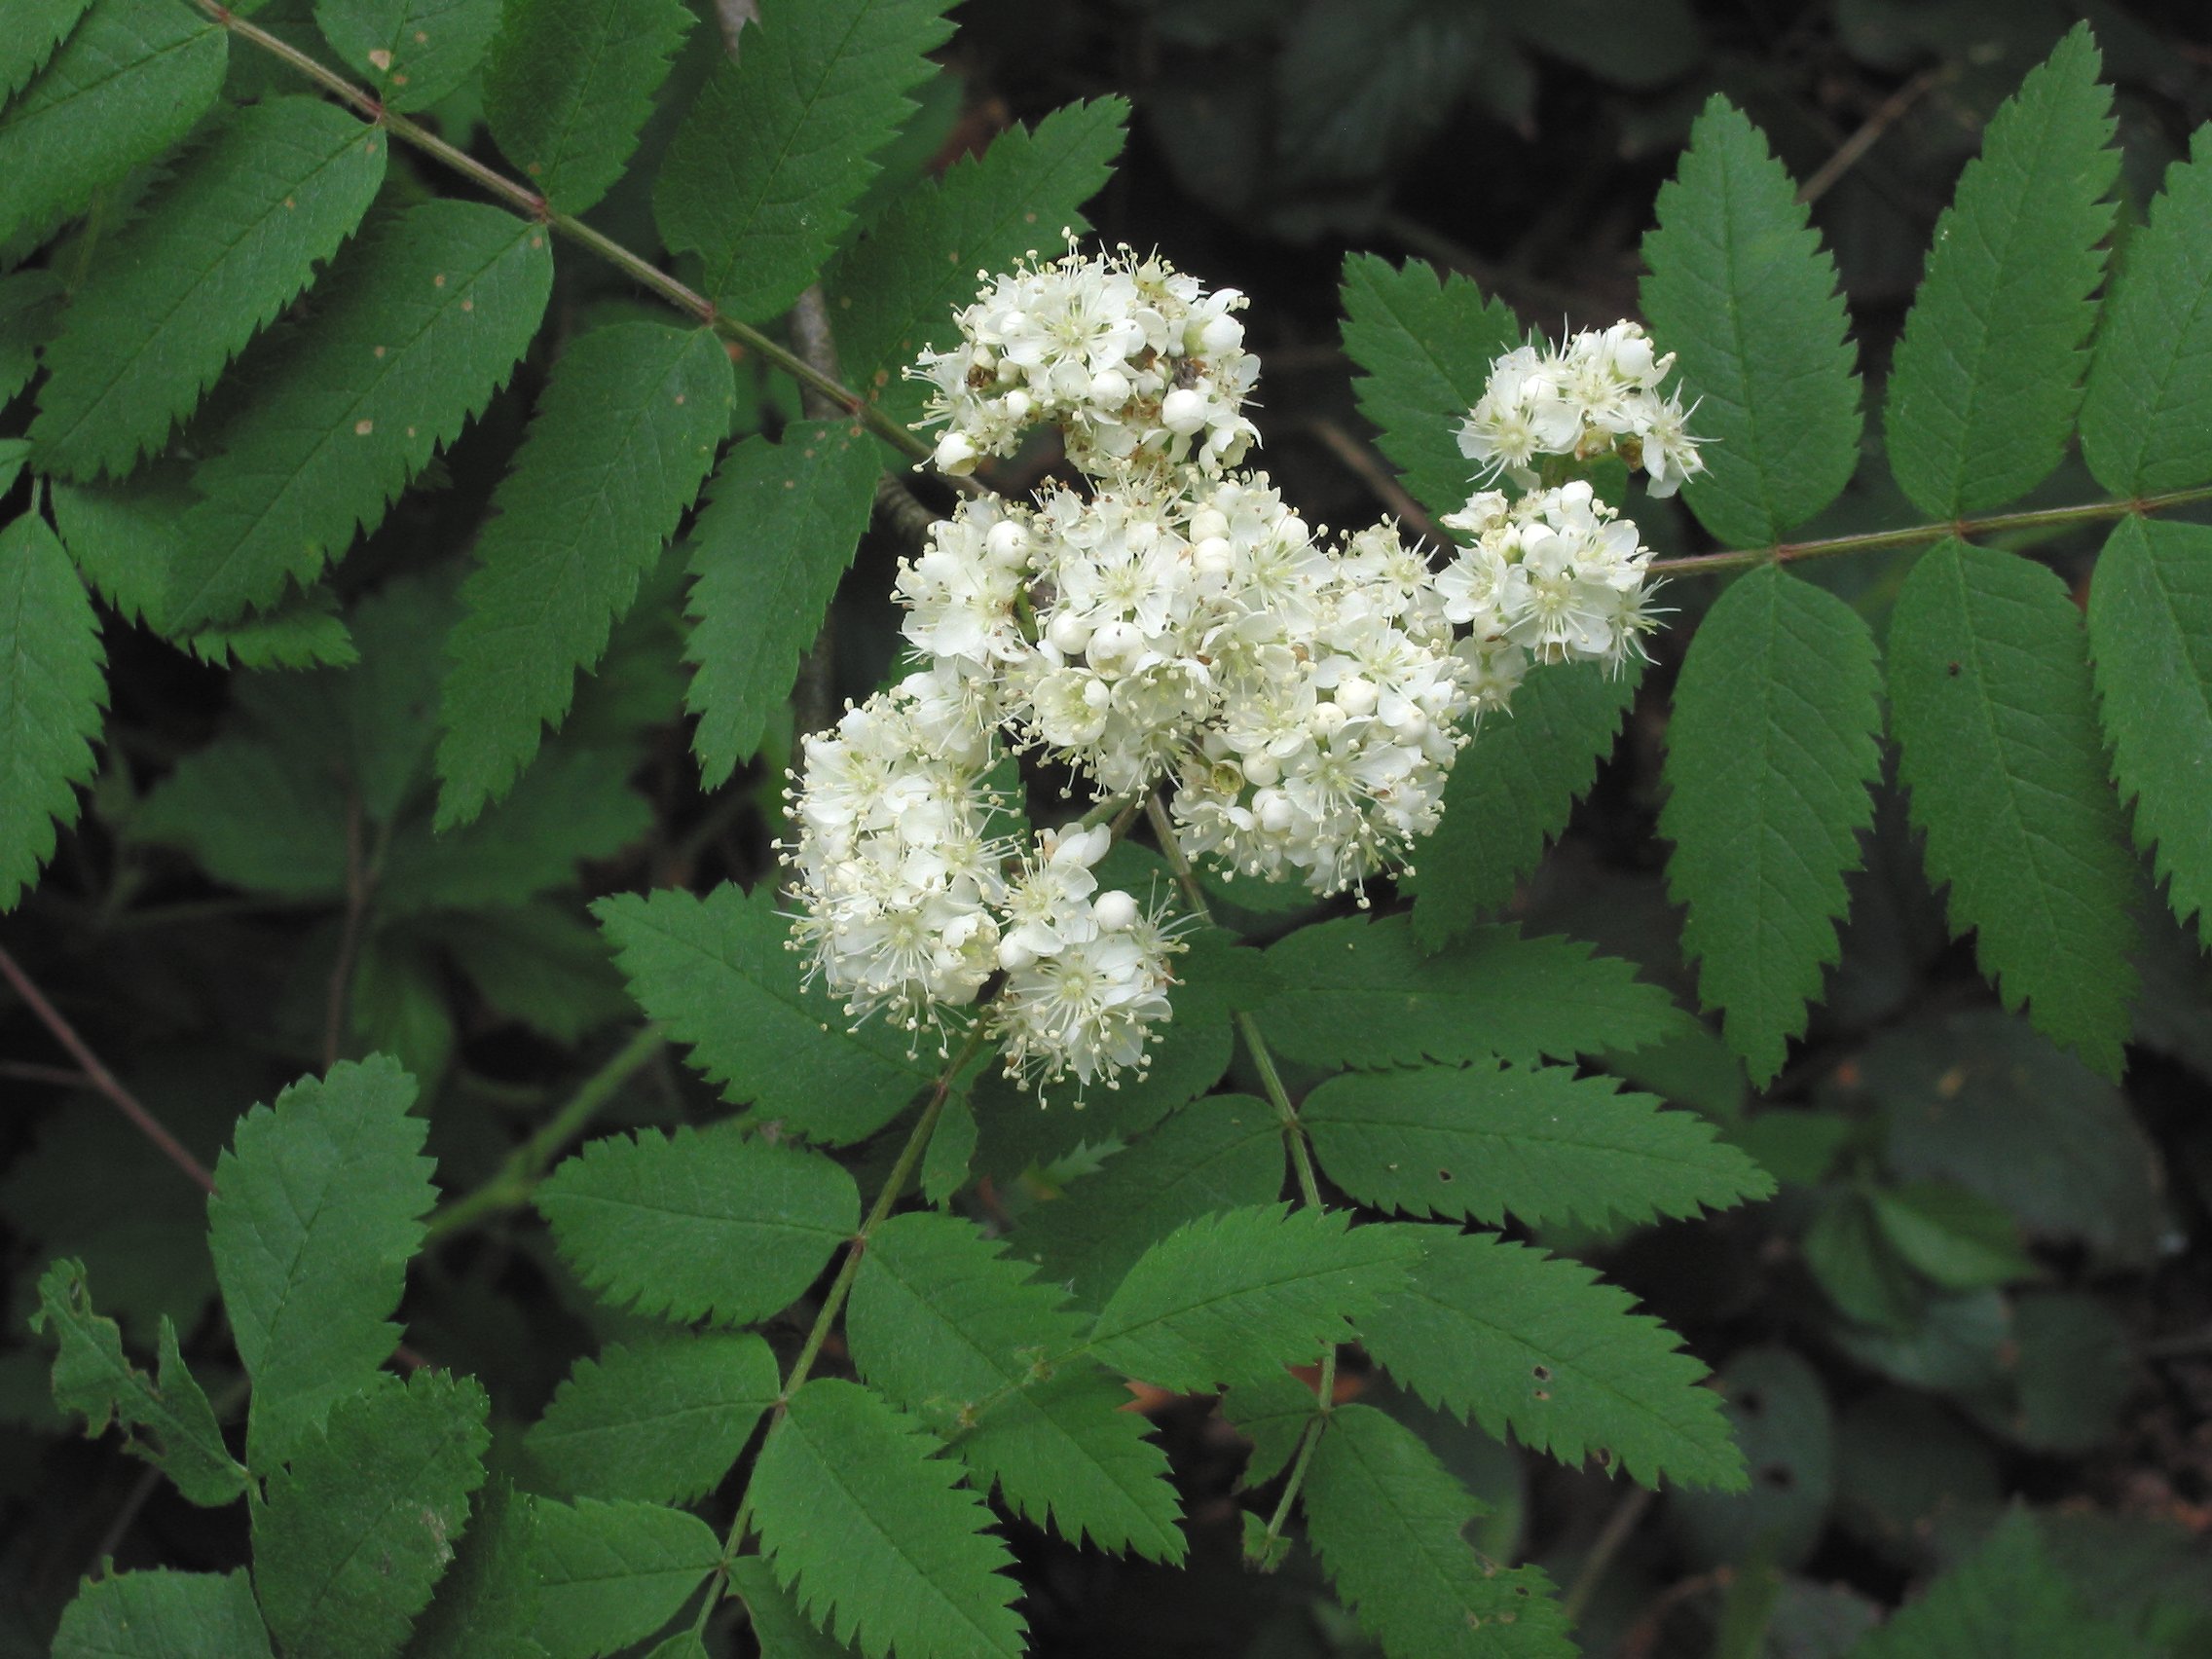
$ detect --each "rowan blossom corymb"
[783,248,1694,1096]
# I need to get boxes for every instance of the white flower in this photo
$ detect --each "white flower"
[911,241,1261,484]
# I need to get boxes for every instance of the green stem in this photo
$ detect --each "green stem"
[1139,793,1334,1559]
[698,1022,988,1630]
[1648,485,2212,577]
[189,0,958,477]
[421,1025,667,1242]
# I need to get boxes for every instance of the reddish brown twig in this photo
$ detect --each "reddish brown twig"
[0,941,215,1193]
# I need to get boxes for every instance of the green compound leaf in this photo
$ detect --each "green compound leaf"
[530,1497,720,1659]
[1660,564,1884,1083]
[314,0,502,113]
[1882,26,2118,517]
[0,510,105,911]
[1847,1509,2153,1659]
[206,1054,435,1469]
[1304,1404,1572,1659]
[830,97,1127,424]
[1888,538,2139,1074]
[730,1557,857,1659]
[51,474,357,666]
[3,0,92,101]
[31,99,387,481]
[1339,253,1523,522]
[653,0,954,322]
[751,1379,1027,1659]
[415,1486,718,1659]
[594,884,939,1145]
[1259,913,1688,1072]
[849,1212,1185,1562]
[1640,94,1862,548]
[682,418,881,785]
[1361,1225,1747,1492]
[2090,517,2212,942]
[0,0,227,246]
[481,0,691,213]
[535,1119,860,1327]
[1012,1095,1286,1308]
[1087,1204,1421,1394]
[525,1333,777,1505]
[0,271,66,403]
[1304,1062,1772,1230]
[1408,660,1638,948]
[407,1480,545,1659]
[2082,129,2212,495]
[436,321,732,826]
[31,1260,248,1506]
[166,200,553,631]
[53,1568,272,1659]
[252,1369,491,1659]
[381,745,652,913]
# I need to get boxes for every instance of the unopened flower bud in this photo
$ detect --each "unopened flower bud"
[1161,388,1208,434]
[1093,890,1138,931]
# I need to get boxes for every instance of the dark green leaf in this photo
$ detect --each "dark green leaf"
[437,321,732,825]
[730,1557,858,1659]
[167,200,553,630]
[482,0,692,213]
[1304,1061,1772,1229]
[313,0,502,112]
[1888,538,2138,1074]
[1661,564,1884,1082]
[1883,27,2118,516]
[1260,913,1688,1072]
[682,419,881,784]
[1013,1095,1285,1308]
[407,1479,545,1659]
[535,1119,859,1326]
[829,98,1126,424]
[385,745,652,913]
[1303,1403,1571,1659]
[2089,517,2212,943]
[1847,1010,2163,1265]
[252,1369,491,1659]
[31,1259,247,1505]
[526,1333,777,1504]
[0,0,227,245]
[1671,1347,1833,1568]
[1338,253,1521,521]
[53,1568,272,1659]
[2080,129,2212,493]
[750,1379,1026,1659]
[653,0,954,321]
[595,883,939,1145]
[849,1212,1184,1561]
[1846,1510,2153,1659]
[206,1054,435,1467]
[31,98,387,480]
[0,510,105,910]
[0,270,65,401]
[1087,1204,1419,1393]
[1871,1181,2038,1291]
[1361,1224,1747,1491]
[530,1497,720,1659]
[2,0,92,101]
[1409,661,1638,948]
[1641,95,1862,547]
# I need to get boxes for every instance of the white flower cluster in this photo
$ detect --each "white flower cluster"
[785,248,1695,1098]
[1456,321,1705,498]
[912,240,1261,480]
[784,674,1178,1094]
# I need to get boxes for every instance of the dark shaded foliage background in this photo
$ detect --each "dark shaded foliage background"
[5,1,2212,1654]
